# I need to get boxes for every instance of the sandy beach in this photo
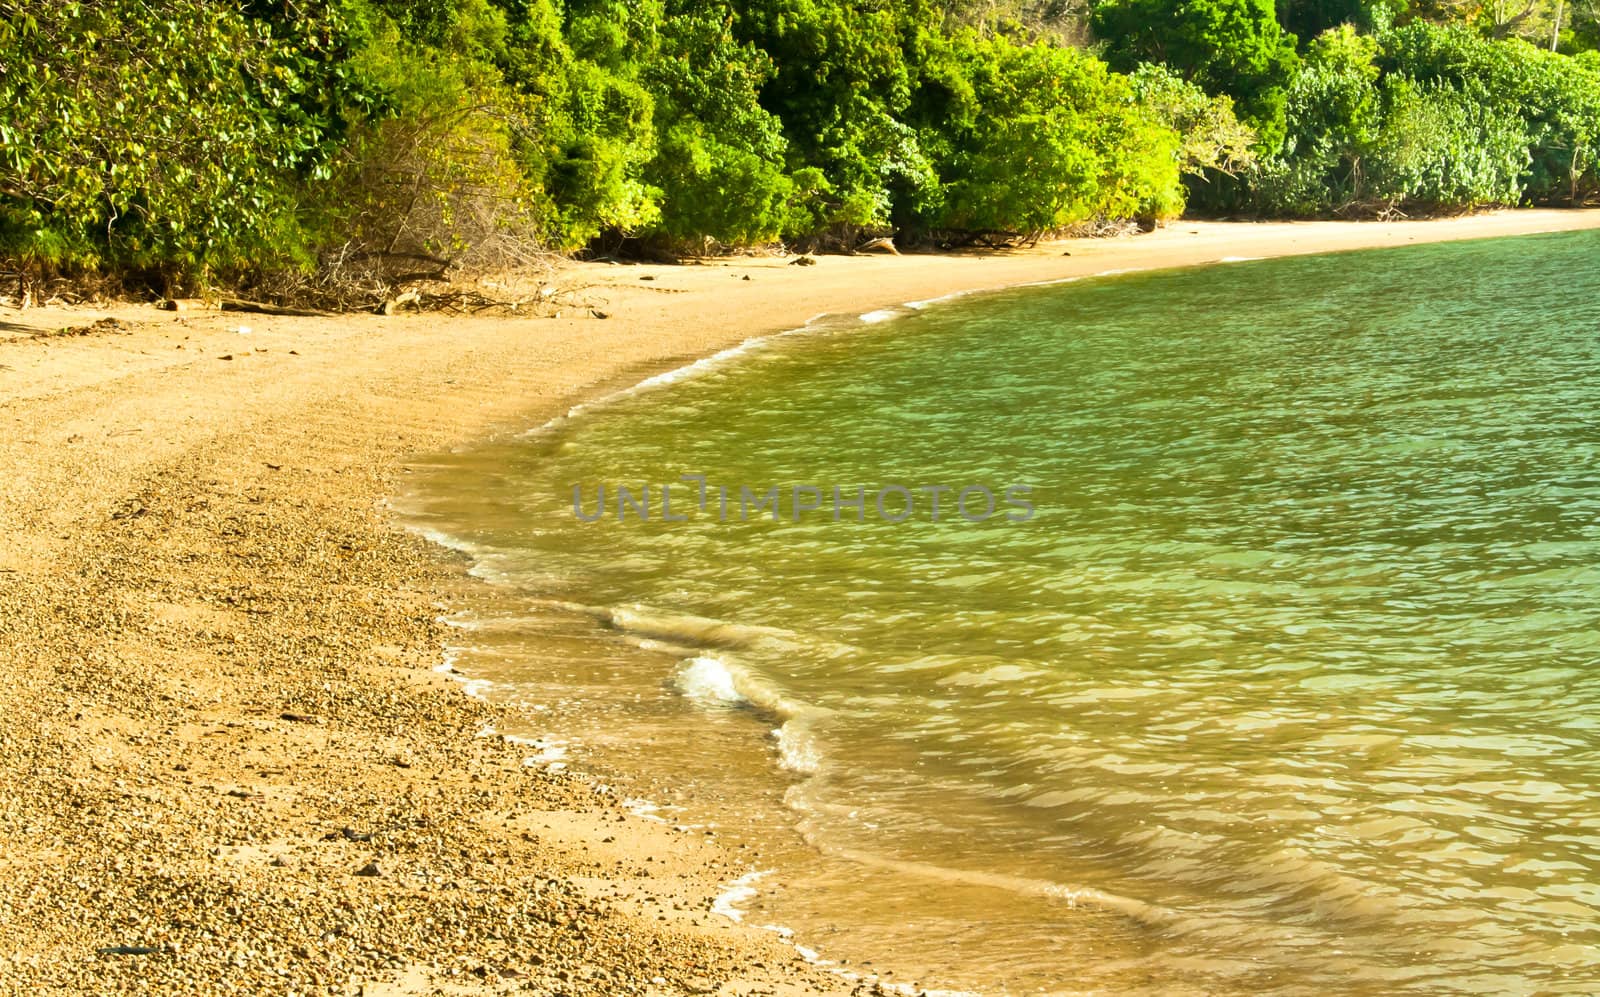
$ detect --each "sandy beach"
[3,211,1599,997]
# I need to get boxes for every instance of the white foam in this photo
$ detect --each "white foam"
[773,722,821,775]
[1008,274,1087,290]
[411,525,478,554]
[622,796,685,823]
[1218,255,1264,263]
[658,639,828,778]
[433,647,493,700]
[675,655,747,706]
[859,308,902,324]
[520,744,568,769]
[710,869,770,923]
[607,605,795,649]
[519,332,793,440]
[905,288,977,310]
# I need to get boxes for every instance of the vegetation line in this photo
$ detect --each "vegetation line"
[2,0,1598,306]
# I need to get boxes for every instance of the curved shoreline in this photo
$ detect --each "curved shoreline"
[3,211,1600,995]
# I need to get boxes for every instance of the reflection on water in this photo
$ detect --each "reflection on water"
[403,230,1600,995]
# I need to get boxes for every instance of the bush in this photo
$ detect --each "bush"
[921,35,1185,235]
[1221,22,1586,215]
[1091,0,1300,150]
[1379,23,1600,205]
[639,3,794,246]
[310,3,544,275]
[1364,77,1528,210]
[0,0,354,289]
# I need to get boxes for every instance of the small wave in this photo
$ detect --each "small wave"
[711,869,770,923]
[603,604,863,663]
[514,339,769,440]
[501,733,569,770]
[515,312,855,441]
[433,650,493,699]
[410,525,481,556]
[621,796,684,823]
[1218,255,1264,263]
[1009,274,1087,291]
[712,868,982,997]
[604,605,801,650]
[772,722,821,776]
[675,655,747,706]
[668,650,827,776]
[905,289,976,310]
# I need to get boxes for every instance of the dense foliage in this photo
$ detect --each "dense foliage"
[1093,0,1302,149]
[1209,21,1600,214]
[0,1,354,282]
[3,0,1600,293]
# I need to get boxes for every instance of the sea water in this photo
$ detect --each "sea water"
[402,230,1600,994]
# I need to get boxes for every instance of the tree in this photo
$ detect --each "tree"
[1275,0,1402,42]
[1129,62,1258,177]
[1091,0,1300,149]
[730,0,943,236]
[0,0,356,289]
[640,2,795,245]
[921,34,1184,234]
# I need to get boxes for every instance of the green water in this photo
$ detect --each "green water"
[406,231,1600,994]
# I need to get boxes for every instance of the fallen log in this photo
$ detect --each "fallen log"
[220,299,329,317]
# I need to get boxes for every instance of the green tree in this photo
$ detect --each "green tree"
[1091,0,1300,148]
[923,34,1184,234]
[1129,62,1257,177]
[731,0,942,236]
[639,2,794,245]
[0,0,355,289]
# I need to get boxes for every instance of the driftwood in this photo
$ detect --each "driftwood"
[377,288,422,315]
[220,299,329,318]
[856,237,900,255]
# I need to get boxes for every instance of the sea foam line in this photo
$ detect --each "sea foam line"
[518,260,1160,441]
[710,868,980,997]
[515,312,840,441]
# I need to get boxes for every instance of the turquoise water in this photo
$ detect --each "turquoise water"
[406,231,1600,994]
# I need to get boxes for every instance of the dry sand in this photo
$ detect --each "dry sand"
[3,211,1599,997]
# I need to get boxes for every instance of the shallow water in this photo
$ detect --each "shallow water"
[403,231,1600,994]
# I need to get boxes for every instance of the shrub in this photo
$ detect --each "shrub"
[1091,0,1301,150]
[639,3,794,246]
[923,35,1185,235]
[1379,23,1600,204]
[0,0,351,289]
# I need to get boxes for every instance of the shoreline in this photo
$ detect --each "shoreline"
[4,211,1600,996]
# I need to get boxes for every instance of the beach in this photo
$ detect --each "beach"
[4,210,1600,997]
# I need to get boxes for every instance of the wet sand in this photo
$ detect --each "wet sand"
[3,211,1599,996]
